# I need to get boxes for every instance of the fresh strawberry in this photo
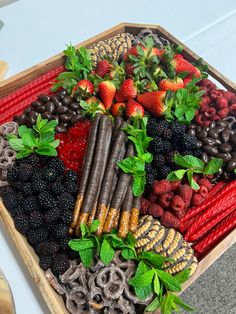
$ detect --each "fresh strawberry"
[95,60,112,78]
[80,96,106,118]
[159,77,184,91]
[171,56,201,78]
[75,79,94,94]
[110,102,125,117]
[151,47,164,58]
[98,81,116,109]
[137,91,166,117]
[123,46,139,61]
[125,99,144,118]
[115,79,137,102]
[183,76,193,86]
[123,45,164,61]
[86,96,105,108]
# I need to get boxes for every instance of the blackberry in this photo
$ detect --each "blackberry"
[162,128,173,140]
[1,192,18,212]
[52,223,68,239]
[67,249,79,260]
[165,150,178,165]
[57,193,75,211]
[31,169,43,181]
[60,210,73,224]
[170,120,186,135]
[162,140,172,153]
[58,237,70,251]
[180,134,198,150]
[7,166,18,182]
[39,255,53,271]
[21,182,33,196]
[148,138,164,154]
[36,241,60,256]
[146,171,155,186]
[147,117,159,137]
[29,211,44,228]
[32,180,47,193]
[38,191,56,209]
[51,254,70,275]
[64,181,78,195]
[46,223,56,231]
[18,164,33,181]
[158,165,171,179]
[0,186,14,197]
[44,208,61,224]
[192,148,202,158]
[18,154,40,166]
[22,196,39,214]
[27,227,49,245]
[153,154,165,167]
[50,181,66,195]
[48,158,65,176]
[43,167,57,182]
[38,155,51,165]
[14,214,29,235]
[155,119,169,136]
[64,170,78,182]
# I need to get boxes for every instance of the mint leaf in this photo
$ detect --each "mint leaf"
[183,155,205,169]
[145,296,160,312]
[35,146,57,156]
[134,261,153,300]
[153,273,160,295]
[79,248,93,268]
[121,248,136,260]
[39,132,55,144]
[18,125,30,137]
[204,157,223,175]
[89,219,100,233]
[16,149,32,159]
[138,251,172,269]
[133,175,145,197]
[117,157,135,174]
[40,120,58,133]
[50,139,60,148]
[172,294,195,311]
[68,239,95,251]
[173,169,187,179]
[187,170,200,190]
[8,138,25,151]
[80,223,89,237]
[100,239,114,265]
[167,172,180,181]
[174,154,193,168]
[141,152,153,163]
[155,269,181,292]
[174,268,191,284]
[129,270,155,288]
[21,132,38,147]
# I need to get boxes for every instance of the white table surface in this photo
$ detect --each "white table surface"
[0,1,236,313]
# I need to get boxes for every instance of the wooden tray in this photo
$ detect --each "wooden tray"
[0,23,236,314]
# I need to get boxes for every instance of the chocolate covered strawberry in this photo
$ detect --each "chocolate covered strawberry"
[137,91,166,117]
[115,79,137,102]
[159,77,184,91]
[96,60,112,78]
[125,99,144,118]
[98,81,116,109]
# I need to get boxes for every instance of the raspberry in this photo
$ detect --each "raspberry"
[148,203,163,218]
[177,184,193,208]
[170,181,181,191]
[174,209,186,220]
[223,91,235,102]
[199,185,208,198]
[200,96,211,107]
[191,193,204,206]
[141,198,150,215]
[153,179,171,195]
[171,195,185,212]
[148,192,158,203]
[204,108,216,118]
[230,103,236,115]
[210,90,222,100]
[198,178,212,191]
[160,211,180,229]
[158,192,173,208]
[218,108,229,118]
[216,97,228,109]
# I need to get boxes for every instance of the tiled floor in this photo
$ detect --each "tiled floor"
[0,1,236,313]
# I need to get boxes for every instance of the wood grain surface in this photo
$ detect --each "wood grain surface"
[0,268,15,314]
[0,60,8,81]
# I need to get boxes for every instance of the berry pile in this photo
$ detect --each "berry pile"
[146,116,202,184]
[56,120,90,174]
[141,177,213,229]
[2,155,79,274]
[195,79,236,127]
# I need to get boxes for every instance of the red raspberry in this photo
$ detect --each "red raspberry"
[148,203,164,218]
[199,185,208,198]
[223,91,235,102]
[216,97,228,109]
[230,103,236,115]
[153,179,171,195]
[159,192,173,208]
[210,90,223,100]
[218,108,229,118]
[199,86,209,93]
[148,192,158,203]
[171,195,185,212]
[200,96,211,107]
[160,211,180,229]
[174,209,186,220]
[204,107,216,118]
[141,198,150,215]
[198,178,212,191]
[195,114,210,127]
[198,78,216,91]
[213,114,220,120]
[170,180,181,191]
[177,184,193,208]
[191,193,204,206]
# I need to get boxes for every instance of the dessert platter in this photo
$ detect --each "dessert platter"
[0,23,236,314]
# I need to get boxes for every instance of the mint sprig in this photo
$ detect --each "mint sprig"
[8,114,59,159]
[167,154,223,190]
[117,117,153,196]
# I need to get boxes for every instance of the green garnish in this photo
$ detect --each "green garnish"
[117,117,153,196]
[167,154,223,190]
[51,44,92,94]
[7,114,59,158]
[69,222,194,313]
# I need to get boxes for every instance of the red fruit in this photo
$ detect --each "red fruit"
[141,198,150,215]
[223,91,235,102]
[98,81,116,109]
[177,184,193,208]
[200,96,211,107]
[153,179,171,195]
[171,195,185,212]
[148,192,159,203]
[210,90,223,100]
[198,78,216,91]
[213,114,221,120]
[148,203,164,218]
[171,56,201,77]
[110,102,125,117]
[175,209,186,220]
[151,47,164,58]
[137,91,166,117]
[95,60,112,78]
[198,178,212,191]
[115,79,137,102]
[161,211,180,229]
[123,46,139,61]
[170,181,181,191]
[183,76,192,86]
[204,107,216,118]
[125,63,134,76]
[125,99,144,118]
[76,79,94,94]
[199,185,208,198]
[174,54,184,59]
[159,77,184,92]
[159,192,173,208]
[218,108,229,118]
[191,193,204,206]
[230,103,236,115]
[216,97,228,109]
